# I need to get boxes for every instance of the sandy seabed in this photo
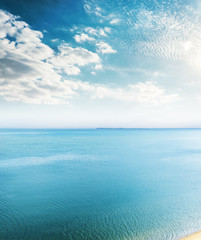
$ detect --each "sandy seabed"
[180,231,201,240]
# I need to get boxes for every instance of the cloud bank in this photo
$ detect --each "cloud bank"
[0,9,179,105]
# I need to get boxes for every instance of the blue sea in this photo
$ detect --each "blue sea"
[1,129,201,240]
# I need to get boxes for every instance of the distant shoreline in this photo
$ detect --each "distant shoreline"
[96,128,201,130]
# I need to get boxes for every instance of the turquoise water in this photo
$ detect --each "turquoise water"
[1,129,201,240]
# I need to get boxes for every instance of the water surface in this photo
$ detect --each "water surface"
[1,129,201,240]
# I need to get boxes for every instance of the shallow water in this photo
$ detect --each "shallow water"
[1,129,201,240]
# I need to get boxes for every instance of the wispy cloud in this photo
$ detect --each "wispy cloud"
[84,0,201,70]
[84,26,109,37]
[88,81,180,105]
[84,0,103,17]
[116,4,201,69]
[96,41,116,54]
[83,0,121,24]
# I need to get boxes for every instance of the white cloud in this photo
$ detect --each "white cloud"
[0,9,180,106]
[74,33,95,43]
[104,27,111,33]
[0,9,101,104]
[84,27,108,37]
[110,18,121,25]
[83,0,120,25]
[83,1,103,18]
[95,64,103,70]
[51,38,59,42]
[48,43,101,75]
[96,41,116,54]
[78,81,180,105]
[0,11,53,61]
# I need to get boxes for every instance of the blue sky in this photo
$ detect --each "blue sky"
[0,0,201,128]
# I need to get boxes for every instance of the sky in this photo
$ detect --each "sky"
[0,0,201,128]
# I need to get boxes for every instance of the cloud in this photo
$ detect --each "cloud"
[95,64,103,70]
[110,18,121,25]
[104,27,111,33]
[84,26,109,37]
[0,9,180,106]
[0,9,102,104]
[96,41,116,54]
[74,33,95,43]
[120,5,201,69]
[48,43,101,75]
[88,81,180,105]
[61,80,180,105]
[51,38,59,42]
[83,0,103,18]
[83,0,120,24]
[83,0,201,70]
[0,11,53,61]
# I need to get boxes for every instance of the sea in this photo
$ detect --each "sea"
[1,128,201,240]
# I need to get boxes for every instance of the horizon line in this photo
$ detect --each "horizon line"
[0,127,201,130]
